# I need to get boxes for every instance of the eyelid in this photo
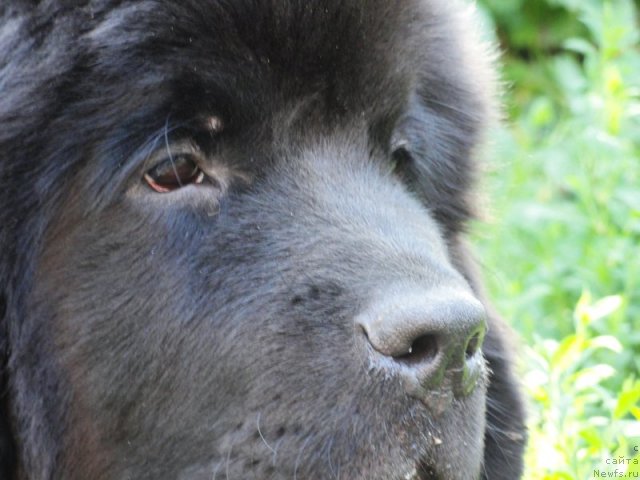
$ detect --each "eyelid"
[143,139,204,171]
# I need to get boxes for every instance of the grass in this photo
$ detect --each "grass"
[473,0,640,477]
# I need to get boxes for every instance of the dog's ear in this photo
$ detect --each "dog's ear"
[0,291,17,479]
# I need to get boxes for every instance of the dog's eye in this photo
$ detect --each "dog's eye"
[143,154,205,193]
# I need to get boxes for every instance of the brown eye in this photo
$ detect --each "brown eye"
[143,154,205,193]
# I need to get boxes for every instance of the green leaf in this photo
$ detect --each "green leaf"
[587,335,623,353]
[563,37,596,57]
[589,295,623,321]
[614,380,640,419]
[550,334,585,374]
[569,365,616,391]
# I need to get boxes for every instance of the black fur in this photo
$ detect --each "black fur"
[0,1,526,479]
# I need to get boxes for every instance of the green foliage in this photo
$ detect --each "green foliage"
[523,293,639,478]
[473,0,640,477]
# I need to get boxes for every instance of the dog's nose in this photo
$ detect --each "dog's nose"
[357,287,487,403]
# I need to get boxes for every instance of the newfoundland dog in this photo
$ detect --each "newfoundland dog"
[0,1,526,479]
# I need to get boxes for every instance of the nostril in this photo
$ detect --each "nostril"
[465,331,482,359]
[395,334,438,365]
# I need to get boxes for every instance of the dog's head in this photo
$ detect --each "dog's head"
[0,1,525,479]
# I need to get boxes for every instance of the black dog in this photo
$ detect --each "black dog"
[0,1,526,478]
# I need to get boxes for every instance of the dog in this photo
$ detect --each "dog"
[0,1,526,478]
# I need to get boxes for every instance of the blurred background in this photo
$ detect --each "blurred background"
[473,0,640,477]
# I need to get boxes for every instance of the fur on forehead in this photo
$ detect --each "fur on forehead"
[1,0,495,120]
